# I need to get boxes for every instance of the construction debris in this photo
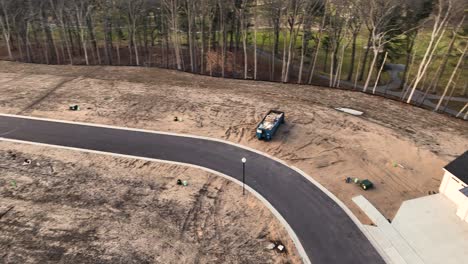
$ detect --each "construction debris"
[260,112,284,130]
[393,162,405,169]
[276,244,285,253]
[267,241,287,253]
[7,151,16,159]
[350,178,374,190]
[69,105,80,111]
[256,110,285,141]
[360,179,374,190]
[335,107,364,116]
[266,243,276,250]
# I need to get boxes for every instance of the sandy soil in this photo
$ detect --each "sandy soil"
[0,61,467,225]
[0,141,300,264]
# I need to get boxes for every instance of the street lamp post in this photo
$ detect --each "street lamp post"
[241,157,246,195]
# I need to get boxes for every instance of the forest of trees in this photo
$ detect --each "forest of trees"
[0,0,467,115]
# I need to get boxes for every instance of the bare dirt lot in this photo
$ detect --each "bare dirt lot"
[0,141,299,264]
[0,61,467,225]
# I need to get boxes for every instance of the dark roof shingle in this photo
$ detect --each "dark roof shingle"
[444,151,468,185]
[460,187,468,197]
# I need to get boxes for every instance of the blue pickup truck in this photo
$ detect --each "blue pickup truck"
[256,110,285,141]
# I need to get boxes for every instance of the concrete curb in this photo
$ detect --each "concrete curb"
[0,113,387,263]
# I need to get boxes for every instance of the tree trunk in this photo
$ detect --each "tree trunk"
[270,31,276,81]
[456,103,468,118]
[87,14,101,65]
[208,13,213,76]
[253,0,258,80]
[0,20,13,60]
[41,13,51,64]
[240,1,248,80]
[358,32,371,81]
[298,30,307,84]
[335,40,347,88]
[218,0,226,77]
[133,25,140,66]
[354,49,362,89]
[363,49,378,92]
[75,4,89,65]
[400,35,416,89]
[281,29,287,82]
[200,12,206,74]
[242,22,248,79]
[347,32,358,81]
[430,15,464,94]
[434,42,467,111]
[284,5,301,83]
[104,0,114,65]
[186,0,195,72]
[307,8,327,84]
[372,51,387,94]
[406,2,452,103]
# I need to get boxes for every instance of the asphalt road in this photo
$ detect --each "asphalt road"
[0,115,385,264]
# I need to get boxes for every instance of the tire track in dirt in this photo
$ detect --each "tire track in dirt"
[17,77,79,115]
[18,68,102,115]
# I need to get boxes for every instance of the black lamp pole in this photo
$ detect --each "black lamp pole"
[242,157,246,195]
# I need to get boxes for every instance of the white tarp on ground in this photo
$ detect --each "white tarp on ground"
[335,107,364,116]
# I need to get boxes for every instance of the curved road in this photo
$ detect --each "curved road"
[0,115,384,264]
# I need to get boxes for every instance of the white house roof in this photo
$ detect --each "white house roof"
[444,151,468,185]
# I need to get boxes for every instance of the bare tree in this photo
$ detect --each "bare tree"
[74,0,92,65]
[406,0,453,103]
[360,0,402,92]
[265,0,284,81]
[0,0,15,60]
[429,14,465,94]
[372,51,387,93]
[326,0,349,87]
[307,0,328,84]
[253,0,258,80]
[50,0,74,64]
[283,0,304,83]
[123,0,143,66]
[163,0,182,70]
[236,0,249,79]
[184,0,197,72]
[434,41,467,111]
[297,0,323,84]
[346,0,361,81]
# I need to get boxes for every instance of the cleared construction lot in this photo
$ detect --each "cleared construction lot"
[0,141,300,263]
[0,62,467,225]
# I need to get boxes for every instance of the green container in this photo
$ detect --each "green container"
[360,179,373,190]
